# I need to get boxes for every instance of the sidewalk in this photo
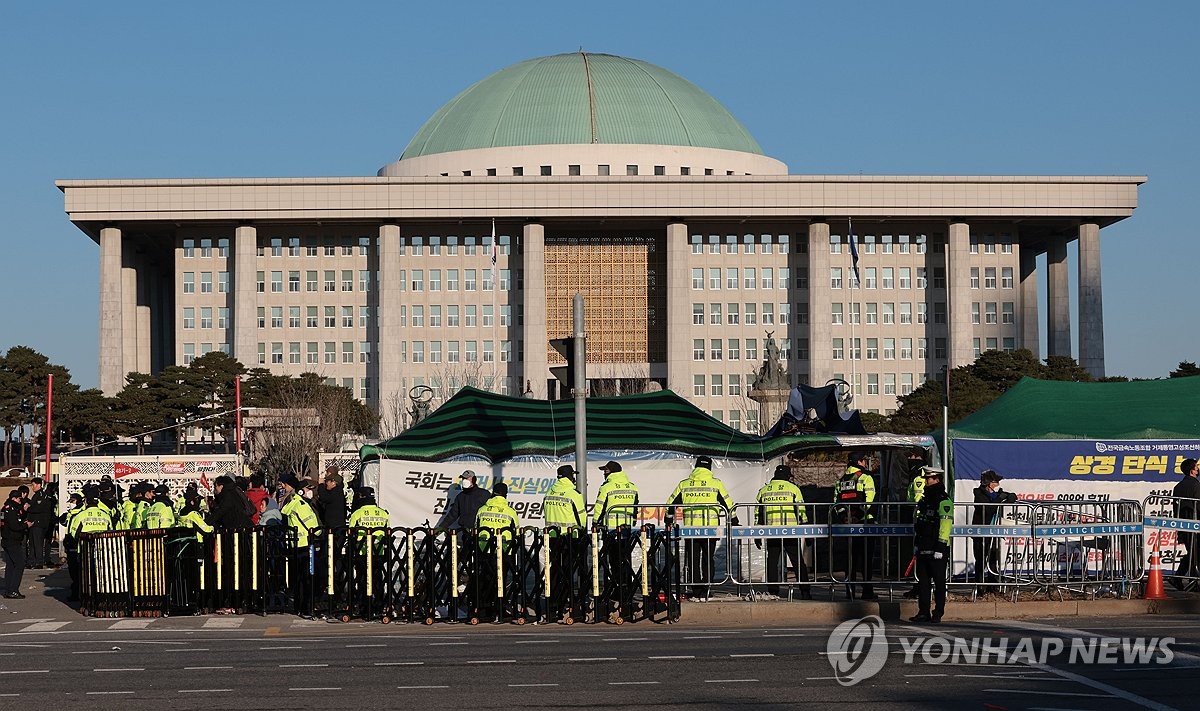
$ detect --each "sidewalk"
[4,563,1199,625]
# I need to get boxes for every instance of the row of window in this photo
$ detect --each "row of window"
[830,337,1017,361]
[181,343,231,362]
[180,272,228,294]
[180,239,230,258]
[254,341,373,365]
[691,302,804,326]
[395,235,509,258]
[691,267,796,290]
[403,341,514,364]
[256,237,370,258]
[830,234,930,255]
[692,338,809,362]
[689,234,794,255]
[451,165,738,177]
[253,306,374,330]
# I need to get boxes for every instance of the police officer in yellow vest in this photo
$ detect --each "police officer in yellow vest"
[910,468,954,624]
[834,452,878,600]
[474,482,520,617]
[543,465,586,615]
[755,464,812,599]
[117,482,145,531]
[669,455,736,601]
[347,488,390,614]
[279,473,320,617]
[903,460,933,599]
[59,492,87,601]
[67,486,115,604]
[143,484,176,530]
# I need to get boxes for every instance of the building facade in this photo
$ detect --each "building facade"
[60,53,1142,427]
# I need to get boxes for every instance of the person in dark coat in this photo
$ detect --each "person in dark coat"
[436,470,492,530]
[972,470,1015,592]
[1171,458,1200,587]
[208,475,254,529]
[24,478,55,568]
[315,468,348,529]
[2,488,31,598]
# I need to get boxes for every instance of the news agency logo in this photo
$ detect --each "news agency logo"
[826,616,1177,685]
[826,615,888,686]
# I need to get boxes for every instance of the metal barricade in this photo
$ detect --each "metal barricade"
[667,503,730,600]
[1028,500,1144,597]
[209,528,263,614]
[729,502,822,599]
[347,526,391,621]
[541,525,588,624]
[79,531,130,617]
[952,500,1038,597]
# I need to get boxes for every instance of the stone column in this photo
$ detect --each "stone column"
[1046,236,1072,358]
[1018,242,1040,356]
[1077,223,1105,377]
[665,221,690,395]
[233,225,258,368]
[806,221,831,386]
[377,223,402,411]
[948,221,974,367]
[135,249,152,375]
[121,249,139,378]
[99,226,124,395]
[521,222,547,398]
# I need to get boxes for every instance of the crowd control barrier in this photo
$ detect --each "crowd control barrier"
[1143,494,1200,592]
[78,522,678,624]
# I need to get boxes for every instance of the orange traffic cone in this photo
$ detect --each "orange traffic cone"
[1144,537,1169,600]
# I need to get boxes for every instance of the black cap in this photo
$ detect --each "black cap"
[493,482,508,497]
[556,465,577,479]
[981,469,1002,483]
[695,455,713,469]
[154,484,170,497]
[358,486,376,498]
[600,461,622,474]
[278,473,303,490]
[773,464,792,480]
[849,452,868,464]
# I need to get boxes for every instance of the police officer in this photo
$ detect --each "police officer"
[117,482,143,531]
[58,493,85,601]
[66,486,116,603]
[25,478,54,568]
[669,455,736,601]
[755,464,812,599]
[910,468,953,624]
[474,482,520,618]
[1,488,30,598]
[903,462,933,599]
[594,461,640,616]
[143,484,176,530]
[347,488,390,615]
[834,452,877,600]
[279,473,320,617]
[541,465,586,618]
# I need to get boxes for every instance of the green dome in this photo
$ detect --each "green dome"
[400,52,764,160]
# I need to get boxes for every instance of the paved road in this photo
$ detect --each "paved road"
[0,614,1196,709]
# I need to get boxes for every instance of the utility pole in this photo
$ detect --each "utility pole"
[572,293,587,502]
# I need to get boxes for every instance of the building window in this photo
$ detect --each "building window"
[597,164,609,176]
[693,375,705,397]
[307,307,318,328]
[933,267,946,289]
[325,341,337,363]
[693,339,705,361]
[727,303,740,325]
[342,306,354,328]
[183,343,195,364]
[325,306,336,328]
[464,269,477,291]
[762,268,774,290]
[831,267,843,290]
[970,267,980,289]
[692,268,703,289]
[918,338,929,359]
[182,239,194,258]
[360,306,371,328]
[863,268,876,289]
[744,302,757,325]
[711,374,723,396]
[761,303,774,325]
[746,338,758,362]
[182,308,195,329]
[183,273,195,293]
[288,306,300,329]
[898,267,911,290]
[540,165,551,176]
[307,342,318,364]
[866,303,878,325]
[881,267,894,289]
[833,338,844,360]
[726,268,738,290]
[972,302,981,325]
[900,302,912,324]
[916,267,927,289]
[830,235,842,254]
[708,268,721,290]
[1002,302,1015,324]
[900,338,912,360]
[985,302,998,324]
[710,339,723,361]
[883,338,895,360]
[692,304,704,325]
[412,342,424,363]
[934,302,947,324]
[866,338,878,360]
[985,267,997,289]
[935,338,947,359]
[289,342,301,364]
[271,342,283,364]
[626,165,638,176]
[447,305,460,328]
[512,167,523,176]
[917,302,928,324]
[728,338,740,360]
[882,303,894,325]
[709,303,722,325]
[1002,267,1014,289]
[831,303,843,325]
[218,307,229,329]
[849,302,861,325]
[218,271,229,293]
[430,305,443,328]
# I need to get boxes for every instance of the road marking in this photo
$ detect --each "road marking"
[262,646,304,650]
[515,640,559,644]
[19,622,69,633]
[375,661,423,666]
[603,637,648,642]
[346,644,386,648]
[981,689,1114,698]
[397,685,448,690]
[163,648,210,653]
[510,683,558,687]
[705,679,758,684]
[0,693,19,697]
[806,676,840,680]
[5,618,52,624]
[763,633,806,637]
[570,657,617,662]
[467,659,515,664]
[0,670,49,675]
[730,653,774,658]
[179,689,232,693]
[609,681,660,685]
[649,655,695,660]
[94,668,143,672]
[202,618,243,629]
[108,620,152,630]
[904,673,948,677]
[683,635,723,640]
[289,687,341,691]
[280,663,327,668]
[185,666,233,670]
[73,650,119,655]
[429,642,468,646]
[87,691,134,695]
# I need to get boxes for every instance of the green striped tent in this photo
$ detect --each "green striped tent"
[360,387,840,463]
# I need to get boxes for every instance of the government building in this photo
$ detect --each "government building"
[59,52,1142,429]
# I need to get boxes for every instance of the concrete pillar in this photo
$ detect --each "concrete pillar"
[806,221,831,386]
[1018,242,1040,356]
[233,225,258,369]
[665,221,690,395]
[948,222,974,367]
[121,250,139,378]
[99,227,124,395]
[1046,237,1072,358]
[377,223,402,411]
[521,222,547,398]
[135,249,152,375]
[1077,223,1105,377]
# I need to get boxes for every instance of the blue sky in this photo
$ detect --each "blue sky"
[1,2,1196,389]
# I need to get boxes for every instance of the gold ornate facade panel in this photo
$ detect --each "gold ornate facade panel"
[545,236,665,364]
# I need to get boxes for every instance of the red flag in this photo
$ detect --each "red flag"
[114,462,139,478]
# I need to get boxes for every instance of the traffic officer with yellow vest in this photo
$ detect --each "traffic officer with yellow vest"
[474,482,520,618]
[669,455,736,601]
[755,464,812,599]
[143,484,176,530]
[67,486,115,603]
[910,468,954,624]
[58,493,85,601]
[834,452,877,600]
[592,461,640,619]
[903,458,933,598]
[117,482,145,530]
[347,488,390,615]
[543,465,586,616]
[279,473,320,617]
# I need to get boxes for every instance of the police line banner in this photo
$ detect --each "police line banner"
[952,438,1200,572]
[375,457,774,528]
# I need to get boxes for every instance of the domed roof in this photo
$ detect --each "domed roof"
[399,52,764,160]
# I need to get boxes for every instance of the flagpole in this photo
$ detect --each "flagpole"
[490,218,498,389]
[848,218,858,402]
[44,374,53,480]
